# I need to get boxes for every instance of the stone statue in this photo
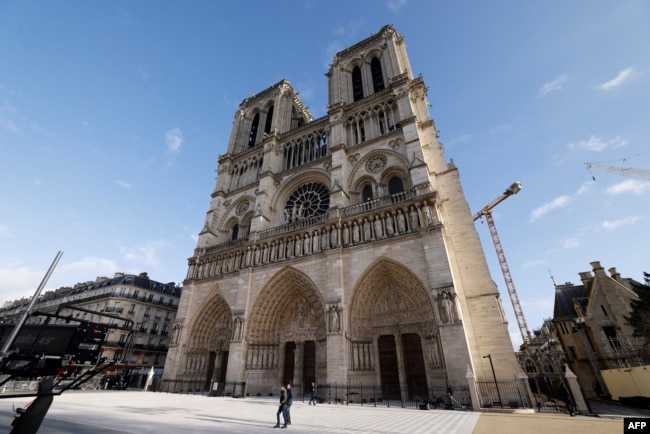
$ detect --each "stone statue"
[329,305,341,332]
[441,291,455,323]
[373,215,383,239]
[397,210,406,233]
[232,316,243,341]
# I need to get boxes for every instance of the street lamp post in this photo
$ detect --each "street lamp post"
[483,354,503,408]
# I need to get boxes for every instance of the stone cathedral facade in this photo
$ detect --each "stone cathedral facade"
[164,25,520,400]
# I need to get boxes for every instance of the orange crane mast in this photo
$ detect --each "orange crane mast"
[473,181,532,345]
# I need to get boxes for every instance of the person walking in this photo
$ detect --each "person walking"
[308,382,317,406]
[446,384,455,408]
[274,384,288,428]
[286,383,293,425]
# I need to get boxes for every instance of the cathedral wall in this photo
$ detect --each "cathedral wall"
[168,25,523,400]
[433,168,522,380]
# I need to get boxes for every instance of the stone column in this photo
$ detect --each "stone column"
[565,366,589,414]
[394,333,407,401]
[465,365,481,411]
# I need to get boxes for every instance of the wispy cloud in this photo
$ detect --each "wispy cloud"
[596,67,641,90]
[575,181,592,196]
[386,0,408,12]
[602,216,641,230]
[522,259,548,269]
[530,195,571,222]
[489,124,512,136]
[163,128,184,166]
[114,179,132,189]
[327,19,366,66]
[562,236,581,249]
[58,257,119,280]
[0,259,50,301]
[606,179,650,195]
[522,298,555,313]
[539,74,567,97]
[177,221,199,243]
[0,117,20,134]
[120,240,167,268]
[445,133,472,148]
[568,134,627,152]
[165,128,183,154]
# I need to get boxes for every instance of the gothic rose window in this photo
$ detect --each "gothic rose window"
[284,182,330,222]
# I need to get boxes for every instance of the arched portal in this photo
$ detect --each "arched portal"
[246,267,327,395]
[182,292,233,391]
[349,258,439,401]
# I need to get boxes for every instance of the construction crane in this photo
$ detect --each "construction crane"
[473,181,532,345]
[585,162,650,180]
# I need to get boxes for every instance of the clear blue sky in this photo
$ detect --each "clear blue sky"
[1,1,649,349]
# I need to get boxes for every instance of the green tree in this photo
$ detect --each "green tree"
[625,272,650,351]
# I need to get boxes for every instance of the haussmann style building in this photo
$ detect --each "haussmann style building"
[0,272,182,386]
[163,25,522,404]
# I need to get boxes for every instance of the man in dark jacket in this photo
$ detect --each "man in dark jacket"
[309,382,317,405]
[274,384,288,428]
[286,383,293,425]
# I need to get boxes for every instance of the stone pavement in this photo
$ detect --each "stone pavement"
[0,390,643,434]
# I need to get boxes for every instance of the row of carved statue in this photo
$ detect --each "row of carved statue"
[187,201,437,280]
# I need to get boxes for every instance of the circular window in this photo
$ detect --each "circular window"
[284,182,330,222]
[235,201,249,216]
[366,155,386,173]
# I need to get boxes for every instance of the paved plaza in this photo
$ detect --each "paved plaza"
[0,390,642,433]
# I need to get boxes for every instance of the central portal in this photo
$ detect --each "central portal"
[283,342,296,383]
[378,335,400,399]
[378,333,428,400]
[283,340,316,391]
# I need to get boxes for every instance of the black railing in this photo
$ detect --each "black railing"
[475,379,531,409]
[527,374,574,413]
[188,382,472,411]
[158,379,246,397]
[155,379,532,411]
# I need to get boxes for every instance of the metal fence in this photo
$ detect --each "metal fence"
[158,379,246,397]
[527,374,573,413]
[475,379,531,409]
[151,380,472,411]
[152,379,537,412]
[284,383,471,410]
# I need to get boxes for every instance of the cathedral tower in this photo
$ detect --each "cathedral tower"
[164,25,520,400]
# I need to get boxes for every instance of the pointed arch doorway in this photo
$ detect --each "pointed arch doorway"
[350,259,437,401]
[181,293,233,393]
[246,267,327,394]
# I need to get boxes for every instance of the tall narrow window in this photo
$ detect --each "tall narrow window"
[600,305,608,316]
[264,105,274,134]
[388,177,404,195]
[248,113,260,147]
[352,66,363,102]
[371,57,384,93]
[231,224,239,241]
[363,185,373,202]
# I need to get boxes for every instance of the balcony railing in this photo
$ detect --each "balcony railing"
[188,185,437,281]
[103,307,124,313]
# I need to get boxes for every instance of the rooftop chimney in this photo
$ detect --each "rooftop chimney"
[608,267,623,283]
